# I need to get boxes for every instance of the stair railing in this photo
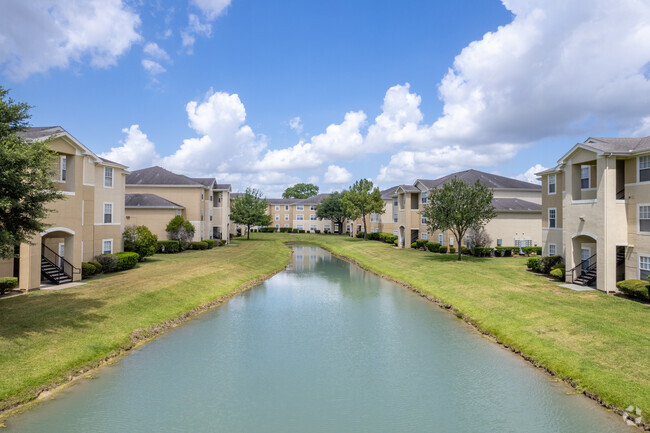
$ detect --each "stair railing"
[569,253,597,283]
[41,244,81,281]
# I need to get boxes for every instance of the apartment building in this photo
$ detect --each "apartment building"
[125,166,230,244]
[537,136,650,292]
[267,194,336,232]
[0,126,128,291]
[379,170,542,249]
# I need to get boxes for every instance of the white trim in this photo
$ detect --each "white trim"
[580,165,591,190]
[104,167,114,188]
[616,199,626,204]
[103,202,113,224]
[61,191,75,196]
[548,243,557,256]
[60,155,67,182]
[547,174,556,195]
[638,155,650,184]
[571,199,597,204]
[580,187,596,191]
[102,238,114,255]
[81,200,84,226]
[548,207,557,229]
[638,203,650,234]
[94,223,122,226]
[639,254,650,280]
[542,227,563,231]
[570,231,598,240]
[41,227,75,236]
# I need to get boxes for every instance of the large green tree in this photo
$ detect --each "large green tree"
[230,188,272,240]
[315,191,351,234]
[282,183,319,199]
[123,225,158,261]
[421,178,496,261]
[341,179,384,240]
[0,86,62,259]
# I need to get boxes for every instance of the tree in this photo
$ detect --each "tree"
[282,183,319,199]
[230,188,272,240]
[166,216,195,245]
[467,227,492,248]
[421,179,496,261]
[315,191,351,234]
[341,179,385,240]
[123,225,158,261]
[0,86,62,259]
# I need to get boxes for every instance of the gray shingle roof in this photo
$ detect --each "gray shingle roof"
[583,136,650,153]
[192,177,217,188]
[16,126,65,140]
[214,183,231,190]
[126,166,204,186]
[295,193,330,205]
[417,169,540,190]
[267,198,298,205]
[125,193,184,209]
[492,198,541,212]
[397,184,421,193]
[381,186,400,199]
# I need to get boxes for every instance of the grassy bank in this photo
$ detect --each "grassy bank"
[271,233,650,419]
[0,238,291,412]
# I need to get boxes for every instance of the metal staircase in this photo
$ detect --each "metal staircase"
[570,249,625,287]
[41,244,79,284]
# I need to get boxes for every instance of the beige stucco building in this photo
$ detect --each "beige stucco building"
[537,136,650,292]
[0,126,129,291]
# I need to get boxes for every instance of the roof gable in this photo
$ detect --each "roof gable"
[417,169,540,191]
[126,166,205,187]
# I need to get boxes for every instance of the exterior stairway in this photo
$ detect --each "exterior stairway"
[573,250,625,287]
[41,257,73,284]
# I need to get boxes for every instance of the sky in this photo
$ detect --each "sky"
[2,0,650,197]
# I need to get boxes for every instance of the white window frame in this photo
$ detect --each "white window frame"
[639,156,650,183]
[310,205,315,211]
[393,213,398,223]
[548,243,557,256]
[60,156,67,182]
[102,239,113,255]
[176,210,182,216]
[104,167,113,188]
[310,214,317,221]
[284,214,289,221]
[393,198,398,207]
[449,237,454,246]
[393,230,398,236]
[275,214,280,221]
[580,165,590,190]
[285,205,289,211]
[421,216,427,224]
[103,202,113,224]
[296,205,304,211]
[284,224,289,227]
[639,255,650,280]
[275,205,279,211]
[548,208,557,229]
[438,234,443,245]
[638,204,650,233]
[421,233,428,240]
[296,224,304,230]
[310,224,317,231]
[324,225,331,231]
[421,192,427,204]
[275,224,279,228]
[296,214,304,221]
[548,174,556,195]
[497,239,502,247]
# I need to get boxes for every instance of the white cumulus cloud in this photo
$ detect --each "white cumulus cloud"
[0,0,141,80]
[515,164,547,184]
[143,42,170,61]
[100,125,159,170]
[289,116,303,134]
[141,59,166,75]
[324,165,353,184]
[190,0,231,20]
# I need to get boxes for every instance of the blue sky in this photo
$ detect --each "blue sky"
[2,0,650,196]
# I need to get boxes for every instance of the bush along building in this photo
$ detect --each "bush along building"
[537,136,650,292]
[0,126,129,290]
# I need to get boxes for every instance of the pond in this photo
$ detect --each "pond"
[4,244,633,432]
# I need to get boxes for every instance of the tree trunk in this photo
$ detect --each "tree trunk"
[455,232,463,261]
[362,214,368,240]
[247,224,250,240]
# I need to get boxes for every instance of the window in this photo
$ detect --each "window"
[516,239,533,247]
[346,225,351,232]
[201,191,204,200]
[210,194,213,201]
[324,225,331,231]
[275,224,279,228]
[201,210,204,221]
[275,214,280,221]
[421,216,428,224]
[640,156,650,182]
[393,198,398,207]
[393,213,398,223]
[285,205,289,211]
[209,210,213,221]
[176,210,182,216]
[581,165,590,189]
[103,203,113,224]
[439,234,443,245]
[549,243,557,255]
[640,205,650,232]
[497,239,502,247]
[296,214,304,220]
[275,205,280,211]
[393,230,398,236]
[310,214,317,220]
[449,237,454,246]
[548,208,557,228]
[421,192,427,204]
[310,205,315,211]
[310,225,317,231]
[60,156,67,181]
[421,233,428,240]
[284,224,289,227]
[102,239,113,255]
[548,174,556,194]
[285,214,289,221]
[296,205,304,211]
[297,224,304,230]
[640,256,650,280]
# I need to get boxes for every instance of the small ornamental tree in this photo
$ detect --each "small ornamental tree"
[341,179,385,240]
[123,225,158,261]
[315,191,350,234]
[165,216,195,245]
[282,183,319,199]
[230,187,272,240]
[421,178,496,261]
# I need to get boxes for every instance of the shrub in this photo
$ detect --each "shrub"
[259,227,276,233]
[0,277,18,295]
[461,247,471,255]
[414,239,427,249]
[495,246,515,257]
[522,246,542,256]
[616,280,650,300]
[550,268,565,281]
[279,227,292,233]
[449,247,456,254]
[356,232,365,239]
[157,240,181,254]
[191,241,209,250]
[82,262,96,279]
[315,230,321,234]
[219,240,227,246]
[204,239,214,249]
[527,257,540,272]
[166,216,195,244]
[292,229,299,233]
[439,246,448,254]
[324,229,330,234]
[411,242,418,249]
[123,225,158,261]
[393,239,398,246]
[95,254,119,272]
[89,261,103,274]
[113,252,139,270]
[472,246,493,257]
[539,255,563,274]
[426,242,440,252]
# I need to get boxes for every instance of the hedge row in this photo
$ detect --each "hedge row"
[0,277,18,295]
[527,255,564,280]
[616,280,650,301]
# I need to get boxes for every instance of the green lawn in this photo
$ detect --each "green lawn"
[1,233,649,423]
[0,238,291,412]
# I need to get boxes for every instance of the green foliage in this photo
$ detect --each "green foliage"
[258,227,276,233]
[616,280,650,301]
[449,247,456,254]
[527,257,540,272]
[411,242,418,248]
[218,240,227,246]
[421,178,496,261]
[82,262,97,279]
[95,254,119,272]
[89,261,102,273]
[230,188,272,240]
[426,242,441,252]
[282,183,319,199]
[439,246,448,254]
[279,227,292,233]
[341,179,385,240]
[123,225,158,261]
[0,277,18,295]
[315,192,350,234]
[157,240,180,254]
[550,268,565,281]
[190,241,209,250]
[539,255,563,274]
[204,239,214,249]
[378,232,397,244]
[113,252,139,270]
[357,231,366,239]
[495,247,516,257]
[522,246,543,256]
[315,230,321,234]
[0,87,63,259]
[472,246,493,257]
[165,216,195,244]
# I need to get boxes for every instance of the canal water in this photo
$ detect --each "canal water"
[4,245,633,432]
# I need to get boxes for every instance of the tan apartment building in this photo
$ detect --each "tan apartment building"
[0,126,128,291]
[377,170,542,249]
[537,136,650,292]
[266,194,336,232]
[125,166,230,244]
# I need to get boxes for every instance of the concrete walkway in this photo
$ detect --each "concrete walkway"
[559,283,595,292]
[40,281,85,291]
